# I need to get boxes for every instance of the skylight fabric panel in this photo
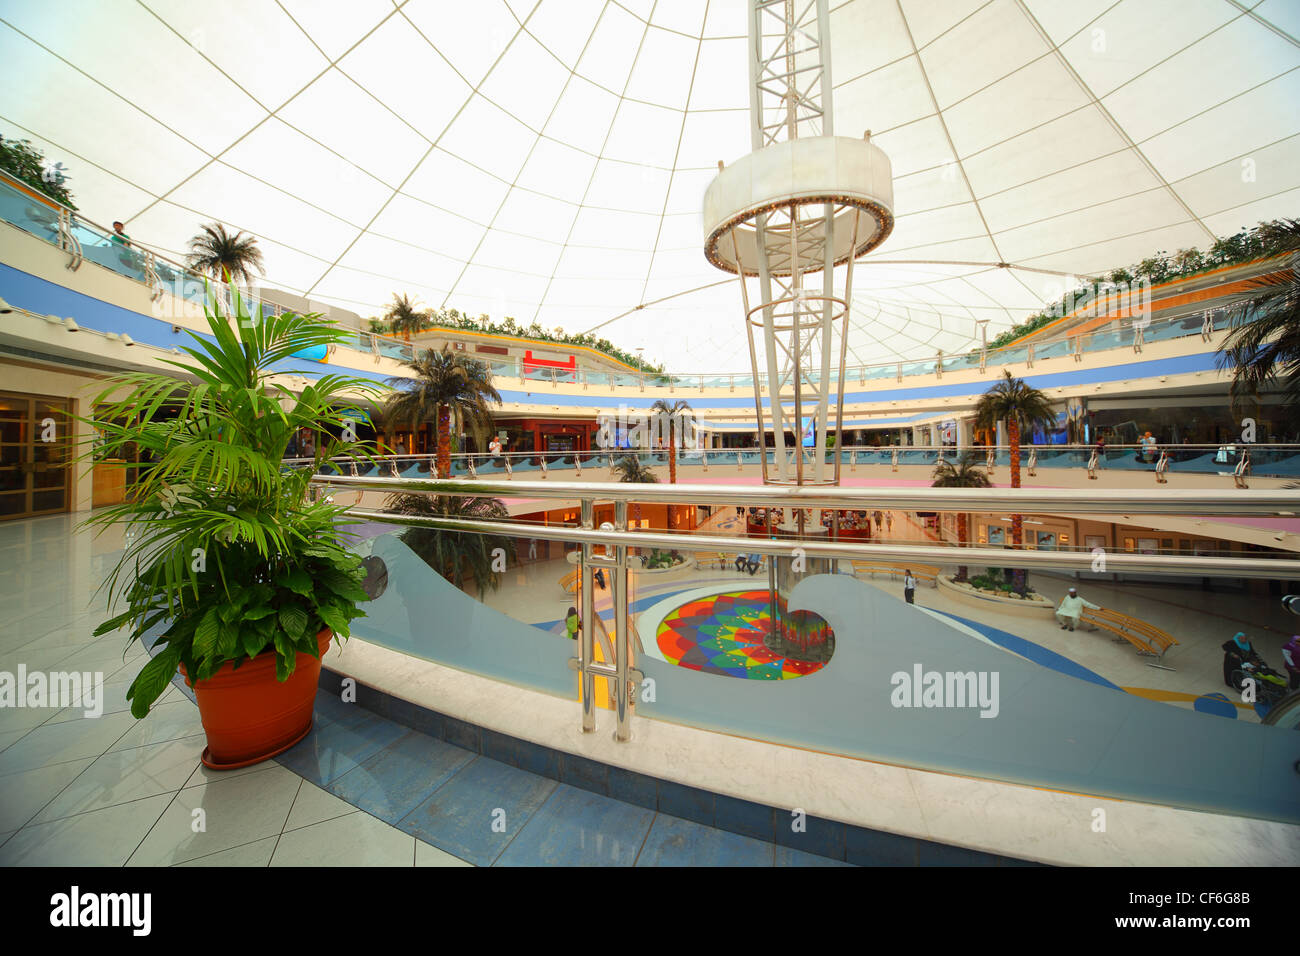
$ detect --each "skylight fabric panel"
[1140,73,1300,185]
[1023,222,1207,278]
[516,138,599,204]
[527,0,606,69]
[454,262,554,303]
[703,0,749,38]
[688,38,750,111]
[654,212,704,251]
[541,75,621,156]
[891,167,974,218]
[957,267,1049,312]
[402,149,511,224]
[338,232,466,293]
[603,99,684,168]
[575,3,647,93]
[961,107,1125,198]
[1,0,261,156]
[997,190,1195,264]
[897,0,990,49]
[1059,0,1235,100]
[1254,0,1300,40]
[977,151,1163,236]
[480,31,573,131]
[870,116,956,178]
[624,27,697,109]
[1172,135,1300,221]
[651,0,707,37]
[675,110,750,170]
[584,160,671,215]
[168,164,357,261]
[492,188,580,244]
[1020,0,1116,48]
[277,69,428,187]
[830,0,915,83]
[337,16,472,142]
[1201,187,1300,237]
[368,193,488,262]
[401,0,519,88]
[471,229,564,277]
[0,33,207,197]
[554,245,652,280]
[919,0,1051,110]
[221,120,391,227]
[437,96,537,183]
[664,168,717,215]
[144,0,329,109]
[311,266,450,315]
[543,275,642,308]
[942,56,1090,159]
[1101,17,1300,146]
[234,235,331,295]
[833,58,937,138]
[567,205,662,248]
[278,0,393,60]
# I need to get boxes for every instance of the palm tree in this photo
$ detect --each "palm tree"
[384,347,501,479]
[186,222,265,291]
[972,371,1054,593]
[650,398,691,529]
[1218,218,1300,424]
[385,293,429,342]
[614,453,657,527]
[385,493,513,594]
[614,454,658,484]
[931,455,992,583]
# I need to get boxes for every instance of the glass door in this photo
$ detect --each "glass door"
[0,391,72,520]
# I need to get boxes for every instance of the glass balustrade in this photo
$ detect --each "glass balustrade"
[332,481,1300,825]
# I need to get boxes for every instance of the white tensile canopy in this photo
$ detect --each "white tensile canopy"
[1,0,1296,371]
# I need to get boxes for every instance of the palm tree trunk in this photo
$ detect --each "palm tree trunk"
[1009,418,1026,593]
[956,511,969,582]
[437,405,451,478]
[667,421,677,528]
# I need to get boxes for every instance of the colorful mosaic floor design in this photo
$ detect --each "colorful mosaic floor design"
[655,589,830,680]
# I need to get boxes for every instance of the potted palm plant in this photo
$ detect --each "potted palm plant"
[85,288,380,769]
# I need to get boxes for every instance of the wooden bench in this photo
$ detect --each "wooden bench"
[851,562,940,587]
[559,569,579,595]
[1079,607,1178,670]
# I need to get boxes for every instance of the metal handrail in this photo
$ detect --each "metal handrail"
[339,506,1300,580]
[312,473,1300,516]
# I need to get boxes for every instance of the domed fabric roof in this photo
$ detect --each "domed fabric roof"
[1,0,1296,371]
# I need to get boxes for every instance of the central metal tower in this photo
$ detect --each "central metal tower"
[703,0,895,658]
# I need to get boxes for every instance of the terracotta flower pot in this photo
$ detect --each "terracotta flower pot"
[179,628,332,770]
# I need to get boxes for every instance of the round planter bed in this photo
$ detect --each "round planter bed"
[937,575,1054,619]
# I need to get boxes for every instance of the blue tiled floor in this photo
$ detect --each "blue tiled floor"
[276,691,858,866]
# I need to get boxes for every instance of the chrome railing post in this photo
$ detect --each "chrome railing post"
[579,499,596,733]
[613,500,631,742]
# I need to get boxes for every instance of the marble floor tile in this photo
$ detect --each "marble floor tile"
[33,736,203,824]
[415,840,473,866]
[0,794,173,866]
[284,780,361,831]
[127,765,303,866]
[0,757,96,832]
[0,710,135,776]
[270,811,416,866]
[327,729,473,825]
[398,757,556,867]
[176,836,278,867]
[636,814,775,867]
[495,784,655,867]
[107,699,204,753]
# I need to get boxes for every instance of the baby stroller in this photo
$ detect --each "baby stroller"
[1228,659,1291,710]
